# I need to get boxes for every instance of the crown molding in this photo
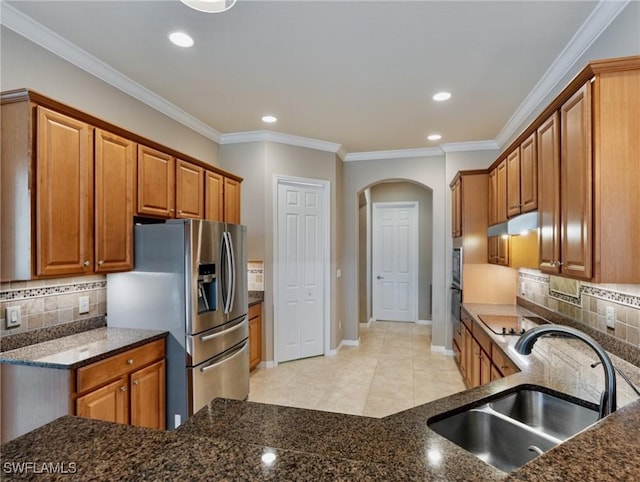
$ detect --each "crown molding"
[494,0,630,148]
[439,140,499,153]
[0,3,222,143]
[219,130,342,153]
[343,147,443,162]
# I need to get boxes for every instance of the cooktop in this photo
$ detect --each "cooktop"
[477,314,549,336]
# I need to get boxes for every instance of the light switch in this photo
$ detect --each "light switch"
[79,296,90,314]
[5,307,21,328]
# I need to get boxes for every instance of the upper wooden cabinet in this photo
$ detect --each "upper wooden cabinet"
[450,171,488,263]
[450,177,462,237]
[35,107,94,277]
[497,55,640,283]
[224,177,242,224]
[176,159,204,219]
[205,170,242,224]
[507,133,537,218]
[137,145,176,218]
[94,129,135,273]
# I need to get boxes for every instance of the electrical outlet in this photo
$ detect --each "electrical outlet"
[605,306,615,329]
[519,282,526,296]
[79,296,90,315]
[5,306,21,328]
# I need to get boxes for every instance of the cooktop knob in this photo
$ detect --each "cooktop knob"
[509,327,516,335]
[502,327,507,335]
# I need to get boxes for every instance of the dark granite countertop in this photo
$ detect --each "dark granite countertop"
[0,327,167,369]
[1,303,639,481]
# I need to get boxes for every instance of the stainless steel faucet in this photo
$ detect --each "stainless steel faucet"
[514,325,617,419]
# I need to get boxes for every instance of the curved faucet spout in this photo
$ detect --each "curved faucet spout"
[514,324,617,418]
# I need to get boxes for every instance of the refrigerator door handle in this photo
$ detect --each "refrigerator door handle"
[227,231,236,312]
[200,316,247,342]
[199,340,248,372]
[222,232,233,314]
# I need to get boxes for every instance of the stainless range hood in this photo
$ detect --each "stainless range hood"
[487,211,539,237]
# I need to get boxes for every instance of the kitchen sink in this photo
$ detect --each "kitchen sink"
[489,388,599,441]
[427,385,599,473]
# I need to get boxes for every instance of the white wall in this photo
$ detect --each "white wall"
[342,155,448,347]
[0,27,219,164]
[220,142,342,361]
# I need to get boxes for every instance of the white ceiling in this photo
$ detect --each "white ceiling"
[2,1,623,156]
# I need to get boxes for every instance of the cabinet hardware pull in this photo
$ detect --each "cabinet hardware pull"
[97,260,104,265]
[83,260,90,267]
[120,386,127,392]
[133,380,139,385]
[127,359,134,365]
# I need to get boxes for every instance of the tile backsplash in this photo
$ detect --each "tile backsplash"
[519,269,640,347]
[0,275,107,337]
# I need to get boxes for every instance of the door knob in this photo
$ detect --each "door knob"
[377,275,384,280]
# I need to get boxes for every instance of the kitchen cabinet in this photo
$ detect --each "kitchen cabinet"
[451,177,462,237]
[249,303,262,371]
[496,56,640,282]
[94,129,136,273]
[75,338,166,430]
[506,133,537,217]
[176,159,204,219]
[537,112,561,274]
[205,171,242,223]
[137,145,175,218]
[449,171,488,263]
[488,236,509,266]
[224,177,242,224]
[1,88,243,281]
[36,107,94,277]
[459,310,519,388]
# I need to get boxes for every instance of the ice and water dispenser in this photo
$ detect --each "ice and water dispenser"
[197,263,217,313]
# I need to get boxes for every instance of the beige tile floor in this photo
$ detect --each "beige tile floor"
[248,320,466,418]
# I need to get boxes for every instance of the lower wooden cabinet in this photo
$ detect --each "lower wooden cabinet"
[458,310,520,388]
[74,338,166,430]
[249,303,262,371]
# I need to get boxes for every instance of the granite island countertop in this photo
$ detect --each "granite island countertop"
[2,304,639,481]
[0,327,167,369]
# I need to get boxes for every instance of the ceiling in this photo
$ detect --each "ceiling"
[2,1,617,155]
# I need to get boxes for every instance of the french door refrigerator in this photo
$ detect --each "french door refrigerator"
[107,219,248,429]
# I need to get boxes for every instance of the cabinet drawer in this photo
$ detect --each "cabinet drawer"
[77,339,165,393]
[473,322,492,355]
[249,303,261,319]
[492,346,518,377]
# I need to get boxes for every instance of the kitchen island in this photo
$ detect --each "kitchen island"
[2,304,639,481]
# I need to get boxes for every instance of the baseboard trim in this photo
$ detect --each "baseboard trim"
[431,345,455,356]
[416,319,432,325]
[342,338,360,346]
[359,319,373,328]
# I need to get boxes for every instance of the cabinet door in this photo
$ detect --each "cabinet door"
[224,177,241,224]
[130,359,166,430]
[479,350,491,386]
[537,112,561,274]
[175,159,204,219]
[488,168,498,226]
[36,107,94,277]
[520,132,537,213]
[561,83,592,280]
[506,147,521,217]
[488,236,498,264]
[451,178,462,237]
[205,170,224,222]
[137,145,175,218]
[249,316,261,370]
[497,236,509,266]
[459,324,468,381]
[76,377,129,425]
[94,129,135,273]
[496,159,508,224]
[469,338,481,388]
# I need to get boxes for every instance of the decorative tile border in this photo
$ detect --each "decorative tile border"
[518,270,640,309]
[0,281,107,302]
[581,285,640,309]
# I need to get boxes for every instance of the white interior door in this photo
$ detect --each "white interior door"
[276,179,326,362]
[372,202,418,322]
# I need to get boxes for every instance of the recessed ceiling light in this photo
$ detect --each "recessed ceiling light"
[180,0,237,13]
[169,32,194,48]
[262,115,278,123]
[432,92,452,102]
[427,134,442,141]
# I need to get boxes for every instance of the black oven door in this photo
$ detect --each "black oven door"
[450,285,462,333]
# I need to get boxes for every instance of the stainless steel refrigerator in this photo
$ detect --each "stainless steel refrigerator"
[107,219,248,429]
